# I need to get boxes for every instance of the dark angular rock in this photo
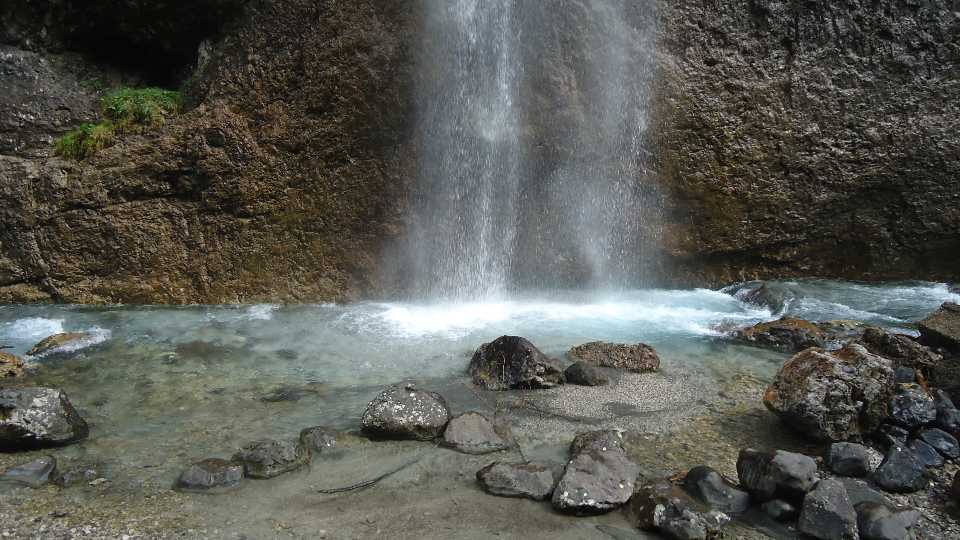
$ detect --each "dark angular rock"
[469,336,564,390]
[872,445,928,493]
[441,412,512,455]
[476,461,559,501]
[0,387,89,450]
[918,302,960,352]
[918,427,959,459]
[889,384,936,429]
[360,384,450,441]
[733,317,825,352]
[232,439,309,479]
[0,456,56,488]
[827,442,872,477]
[761,499,798,522]
[736,282,787,314]
[628,479,730,540]
[567,341,660,372]
[682,466,750,514]
[835,478,889,507]
[173,458,243,493]
[552,447,639,515]
[736,448,818,503]
[299,426,336,453]
[893,367,915,384]
[798,479,859,540]
[563,361,608,386]
[855,502,920,540]
[907,438,943,468]
[569,429,626,456]
[859,327,940,370]
[875,424,909,449]
[763,344,894,441]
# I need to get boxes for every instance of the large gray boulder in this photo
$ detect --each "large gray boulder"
[0,387,89,450]
[361,384,450,441]
[858,328,941,371]
[798,479,859,540]
[469,336,564,390]
[763,344,895,441]
[441,412,512,454]
[736,448,818,503]
[552,433,640,515]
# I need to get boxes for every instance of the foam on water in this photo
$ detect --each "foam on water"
[2,317,65,341]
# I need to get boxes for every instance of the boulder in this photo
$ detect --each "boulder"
[733,317,825,352]
[628,479,730,540]
[854,502,920,540]
[0,456,57,488]
[737,282,787,314]
[563,361,608,386]
[858,328,940,371]
[736,448,818,503]
[682,465,750,514]
[918,427,959,459]
[763,344,895,441]
[872,445,927,493]
[798,479,859,540]
[476,462,559,501]
[441,412,512,455]
[173,458,243,493]
[907,438,943,468]
[918,302,960,351]
[468,336,564,390]
[0,387,89,449]
[231,439,309,479]
[26,332,94,357]
[929,358,960,404]
[569,429,626,455]
[0,351,24,378]
[552,447,640,515]
[299,426,337,454]
[360,384,450,441]
[567,341,660,372]
[893,367,916,384]
[827,442,873,477]
[761,499,798,522]
[889,384,936,429]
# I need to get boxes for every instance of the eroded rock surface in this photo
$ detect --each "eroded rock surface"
[0,387,89,449]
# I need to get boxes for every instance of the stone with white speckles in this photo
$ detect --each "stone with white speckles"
[0,387,89,450]
[361,384,450,441]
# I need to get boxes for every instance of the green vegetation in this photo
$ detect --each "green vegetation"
[55,87,182,160]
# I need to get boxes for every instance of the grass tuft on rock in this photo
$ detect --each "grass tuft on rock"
[55,87,182,160]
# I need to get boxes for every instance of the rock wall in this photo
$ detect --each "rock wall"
[1,0,957,303]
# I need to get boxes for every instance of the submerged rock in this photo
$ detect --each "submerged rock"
[628,479,730,540]
[733,317,825,352]
[360,384,450,441]
[232,439,309,479]
[567,341,660,372]
[872,445,927,493]
[682,465,750,514]
[827,442,873,477]
[798,479,859,540]
[552,443,639,515]
[441,412,512,454]
[736,282,787,314]
[174,458,243,493]
[570,429,626,456]
[468,336,564,390]
[476,461,559,501]
[26,332,94,357]
[53,467,99,488]
[858,328,941,371]
[0,456,57,488]
[0,351,24,378]
[855,502,920,540]
[0,387,89,450]
[299,426,337,454]
[763,344,895,441]
[564,361,608,386]
[889,384,936,429]
[736,448,818,503]
[918,302,960,351]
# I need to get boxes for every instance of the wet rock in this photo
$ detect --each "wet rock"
[855,502,920,540]
[736,448,818,503]
[173,458,243,493]
[570,429,626,456]
[889,384,936,429]
[441,412,512,455]
[761,499,798,522]
[858,327,941,371]
[798,479,859,540]
[736,282,787,314]
[893,367,915,384]
[875,424,910,449]
[231,439,309,479]
[733,317,825,352]
[917,427,959,459]
[469,336,565,390]
[918,302,960,352]
[0,351,24,378]
[682,465,750,514]
[0,456,56,488]
[552,447,640,515]
[299,426,337,453]
[360,384,450,441]
[827,442,873,477]
[763,344,894,441]
[0,387,89,449]
[872,445,928,493]
[26,332,93,357]
[628,479,730,539]
[52,467,98,487]
[476,462,559,501]
[567,341,660,372]
[563,361,608,386]
[907,438,943,468]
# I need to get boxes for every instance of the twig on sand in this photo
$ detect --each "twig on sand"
[315,457,422,494]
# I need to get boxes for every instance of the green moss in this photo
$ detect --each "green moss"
[54,87,182,160]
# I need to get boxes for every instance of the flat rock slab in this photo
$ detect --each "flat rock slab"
[441,412,512,454]
[0,387,89,450]
[361,384,450,441]
[27,332,94,357]
[0,456,57,488]
[476,461,559,501]
[567,341,660,372]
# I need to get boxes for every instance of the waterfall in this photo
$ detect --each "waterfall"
[395,0,658,300]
